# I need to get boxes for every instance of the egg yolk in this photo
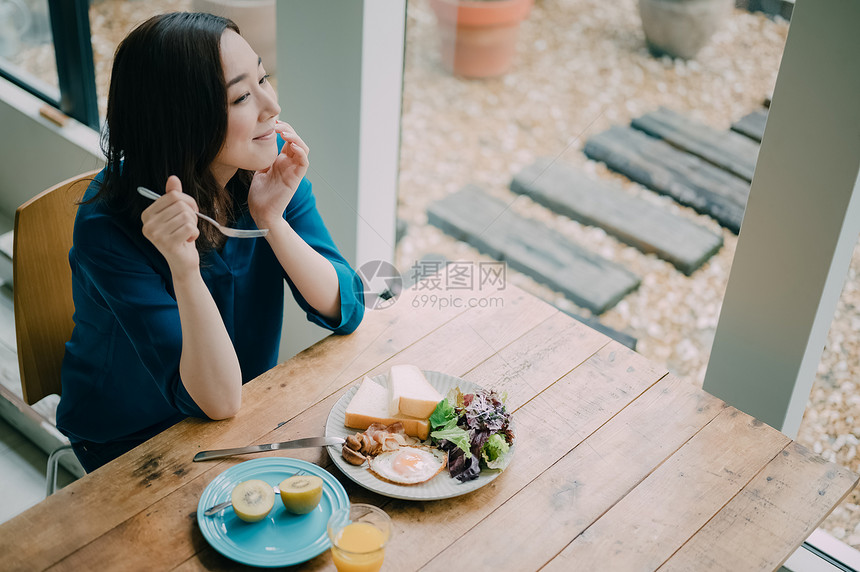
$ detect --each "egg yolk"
[393,451,428,476]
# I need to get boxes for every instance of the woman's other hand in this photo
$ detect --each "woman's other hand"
[141,175,200,272]
[248,121,309,228]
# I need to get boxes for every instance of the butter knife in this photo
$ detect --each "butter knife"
[193,436,345,462]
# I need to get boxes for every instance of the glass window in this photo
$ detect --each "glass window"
[399,0,858,556]
[0,0,59,99]
[396,0,787,380]
[88,0,280,120]
[89,0,193,119]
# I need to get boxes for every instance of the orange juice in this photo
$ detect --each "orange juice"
[330,522,387,572]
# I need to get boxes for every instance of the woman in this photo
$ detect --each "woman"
[58,12,365,472]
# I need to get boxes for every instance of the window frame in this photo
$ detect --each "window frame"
[0,0,98,130]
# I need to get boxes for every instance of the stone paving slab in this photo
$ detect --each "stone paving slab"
[632,107,760,182]
[584,126,748,234]
[427,185,640,314]
[731,109,768,143]
[511,158,723,275]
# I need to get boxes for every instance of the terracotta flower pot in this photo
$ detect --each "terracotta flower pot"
[429,0,534,78]
[638,0,732,59]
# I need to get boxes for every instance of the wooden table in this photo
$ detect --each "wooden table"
[1,281,857,571]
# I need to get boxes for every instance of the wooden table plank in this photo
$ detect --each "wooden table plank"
[465,310,611,410]
[374,343,669,571]
[565,309,638,349]
[3,279,855,572]
[276,281,473,400]
[542,408,792,571]
[50,392,344,571]
[241,342,663,572]
[176,311,613,571]
[421,375,726,572]
[659,441,860,572]
[511,158,723,275]
[356,286,559,381]
[13,284,553,570]
[0,281,507,570]
[53,371,398,572]
[0,305,410,568]
[48,473,213,572]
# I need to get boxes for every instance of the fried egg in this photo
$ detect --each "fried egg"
[367,446,447,485]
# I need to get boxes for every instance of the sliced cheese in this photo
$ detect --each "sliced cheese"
[344,376,430,440]
[387,365,443,418]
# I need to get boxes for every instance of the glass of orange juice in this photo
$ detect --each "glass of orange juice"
[327,503,391,572]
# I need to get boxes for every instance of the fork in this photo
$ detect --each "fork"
[136,186,268,239]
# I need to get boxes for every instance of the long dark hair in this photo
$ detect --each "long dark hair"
[95,12,252,252]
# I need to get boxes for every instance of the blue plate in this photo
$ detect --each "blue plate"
[197,458,349,567]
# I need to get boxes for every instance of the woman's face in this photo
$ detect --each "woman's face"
[211,29,281,187]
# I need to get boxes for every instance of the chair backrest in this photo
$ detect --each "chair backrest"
[13,170,100,405]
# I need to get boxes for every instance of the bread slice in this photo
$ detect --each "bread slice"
[344,376,430,439]
[387,365,442,418]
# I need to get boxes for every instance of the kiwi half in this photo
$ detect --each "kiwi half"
[231,479,275,522]
[278,475,323,514]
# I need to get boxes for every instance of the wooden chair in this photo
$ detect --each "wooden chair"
[13,169,100,490]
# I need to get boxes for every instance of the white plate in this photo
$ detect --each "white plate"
[324,370,513,501]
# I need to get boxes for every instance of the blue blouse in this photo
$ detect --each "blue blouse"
[57,170,365,448]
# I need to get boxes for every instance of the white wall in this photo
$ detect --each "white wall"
[276,0,404,361]
[0,78,102,229]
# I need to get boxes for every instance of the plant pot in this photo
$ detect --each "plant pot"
[429,0,534,78]
[638,0,732,59]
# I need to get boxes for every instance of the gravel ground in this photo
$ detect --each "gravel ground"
[9,0,860,549]
[398,0,860,547]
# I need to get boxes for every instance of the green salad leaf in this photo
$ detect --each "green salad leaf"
[430,416,472,458]
[429,387,515,481]
[429,398,456,429]
[481,432,511,469]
